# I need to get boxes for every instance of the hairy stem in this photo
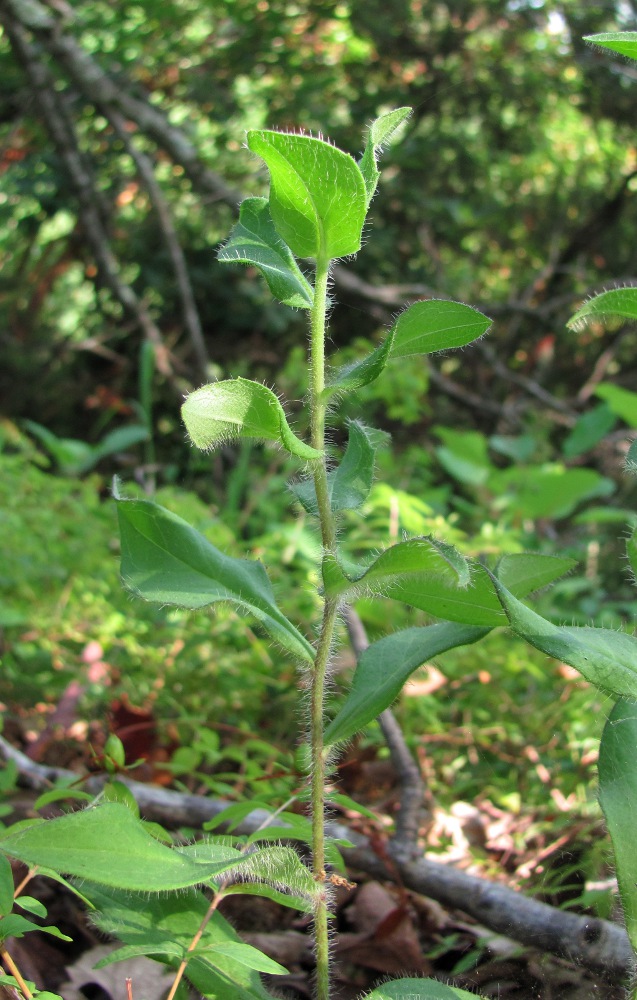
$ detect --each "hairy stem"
[309,254,338,1000]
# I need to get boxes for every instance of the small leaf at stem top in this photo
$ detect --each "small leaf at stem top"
[182,378,321,460]
[247,129,367,259]
[218,197,314,309]
[359,106,411,204]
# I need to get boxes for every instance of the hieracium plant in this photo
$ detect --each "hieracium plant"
[4,80,637,1000]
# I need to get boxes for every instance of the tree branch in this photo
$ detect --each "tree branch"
[0,734,633,983]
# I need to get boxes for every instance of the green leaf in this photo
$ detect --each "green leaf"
[584,31,637,62]
[0,804,226,891]
[568,286,637,329]
[181,378,321,460]
[326,335,394,394]
[626,439,637,476]
[290,421,379,514]
[225,845,319,904]
[86,884,276,1000]
[0,913,71,943]
[562,403,617,458]
[389,299,491,357]
[115,491,314,664]
[223,880,314,913]
[492,577,637,700]
[217,197,313,309]
[599,698,637,954]
[359,106,411,204]
[95,941,185,966]
[386,553,575,627]
[595,383,637,428]
[0,855,13,917]
[247,130,367,259]
[195,941,287,976]
[327,300,490,394]
[14,896,46,918]
[325,622,489,746]
[322,536,470,601]
[363,977,487,999]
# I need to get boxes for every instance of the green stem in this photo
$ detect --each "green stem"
[308,254,338,1000]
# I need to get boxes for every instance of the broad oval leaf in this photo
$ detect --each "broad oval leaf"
[325,622,489,747]
[363,978,487,999]
[599,698,637,955]
[322,536,470,601]
[492,576,637,700]
[182,378,321,460]
[568,286,637,329]
[363,979,486,1000]
[325,335,394,395]
[217,197,313,309]
[585,31,637,62]
[291,421,380,515]
[389,299,491,357]
[0,804,212,891]
[0,855,14,917]
[195,941,287,976]
[247,130,367,259]
[359,106,411,204]
[115,490,315,663]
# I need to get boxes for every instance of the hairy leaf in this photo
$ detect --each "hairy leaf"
[359,106,411,204]
[217,197,313,309]
[585,31,637,62]
[599,698,637,954]
[115,491,315,663]
[322,536,470,600]
[386,553,575,627]
[363,977,487,999]
[492,577,637,700]
[325,623,489,746]
[182,378,320,460]
[0,804,224,891]
[568,286,637,329]
[247,130,367,259]
[390,299,491,356]
[291,421,379,514]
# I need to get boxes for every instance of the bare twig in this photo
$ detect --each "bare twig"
[343,605,425,860]
[0,7,179,386]
[106,107,210,381]
[1,737,632,981]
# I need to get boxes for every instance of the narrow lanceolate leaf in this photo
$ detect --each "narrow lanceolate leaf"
[363,977,487,1000]
[247,130,367,259]
[385,553,575,627]
[492,576,637,700]
[0,804,213,891]
[322,536,470,601]
[325,623,489,747]
[389,299,491,356]
[182,378,321,460]
[567,287,637,329]
[217,197,313,309]
[291,421,379,514]
[599,698,637,954]
[327,299,491,393]
[359,106,411,204]
[585,32,637,62]
[115,492,315,663]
